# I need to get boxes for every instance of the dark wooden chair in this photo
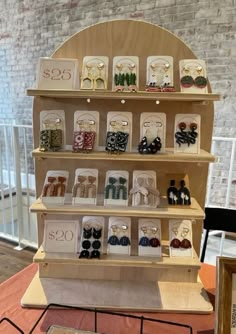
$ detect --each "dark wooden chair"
[200,207,236,262]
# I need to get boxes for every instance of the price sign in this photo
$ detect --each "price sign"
[37,57,79,89]
[43,220,79,253]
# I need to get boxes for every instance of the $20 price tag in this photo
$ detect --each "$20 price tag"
[43,220,79,253]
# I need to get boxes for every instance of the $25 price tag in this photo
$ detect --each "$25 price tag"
[37,57,79,89]
[43,220,79,253]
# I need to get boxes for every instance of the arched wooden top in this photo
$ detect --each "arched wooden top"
[52,19,198,91]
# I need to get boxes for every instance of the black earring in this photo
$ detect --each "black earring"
[82,240,91,250]
[90,250,100,259]
[93,227,102,239]
[92,240,101,250]
[119,236,130,246]
[138,136,151,154]
[148,136,162,154]
[79,250,90,258]
[175,122,188,146]
[83,227,92,239]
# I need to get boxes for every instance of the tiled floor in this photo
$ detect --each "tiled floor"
[202,232,236,265]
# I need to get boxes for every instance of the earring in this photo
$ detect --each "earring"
[194,66,207,88]
[104,177,117,199]
[90,250,101,258]
[72,131,85,152]
[170,238,181,248]
[54,176,66,196]
[108,225,120,245]
[79,250,90,258]
[72,175,87,198]
[39,129,51,152]
[105,131,118,153]
[178,180,191,205]
[139,226,150,247]
[83,226,92,239]
[187,123,198,146]
[115,131,129,152]
[175,122,188,146]
[93,226,102,239]
[83,131,96,152]
[148,136,162,154]
[138,136,150,154]
[149,227,161,248]
[167,179,178,205]
[84,175,96,198]
[115,177,128,200]
[42,176,56,197]
[92,240,101,250]
[180,239,192,249]
[119,225,130,246]
[180,66,194,88]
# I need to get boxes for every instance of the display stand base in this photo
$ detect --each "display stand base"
[21,271,213,313]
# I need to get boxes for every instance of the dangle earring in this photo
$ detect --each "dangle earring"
[170,226,181,248]
[115,177,128,200]
[84,175,97,198]
[187,123,198,146]
[50,118,63,151]
[83,120,96,152]
[194,66,207,88]
[139,226,150,247]
[175,122,188,146]
[55,176,66,196]
[178,179,191,205]
[108,225,120,245]
[104,177,117,199]
[83,224,92,239]
[119,225,131,246]
[73,120,85,152]
[180,66,194,88]
[167,179,178,205]
[42,176,56,197]
[149,227,161,248]
[180,227,192,249]
[72,175,87,198]
[39,120,51,152]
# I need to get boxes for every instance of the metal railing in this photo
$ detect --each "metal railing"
[0,123,37,249]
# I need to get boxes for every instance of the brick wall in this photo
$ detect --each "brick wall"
[0,0,235,206]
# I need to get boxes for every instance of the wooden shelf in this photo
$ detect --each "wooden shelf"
[27,88,221,102]
[32,148,216,163]
[30,196,205,219]
[34,245,201,269]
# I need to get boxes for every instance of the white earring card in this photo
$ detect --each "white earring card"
[140,112,166,153]
[79,216,105,259]
[112,56,139,92]
[179,59,208,93]
[107,217,131,256]
[174,114,201,154]
[36,57,79,89]
[72,168,98,205]
[146,56,173,89]
[169,219,193,257]
[107,111,132,151]
[41,170,69,205]
[104,170,129,206]
[130,170,160,208]
[80,56,109,90]
[42,219,79,253]
[73,110,99,151]
[39,110,66,151]
[138,219,162,257]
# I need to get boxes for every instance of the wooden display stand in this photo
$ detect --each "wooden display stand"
[21,20,220,313]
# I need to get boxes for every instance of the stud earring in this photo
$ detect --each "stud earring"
[90,250,101,258]
[83,225,92,239]
[93,226,102,239]
[79,250,90,258]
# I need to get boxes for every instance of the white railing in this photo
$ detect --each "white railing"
[0,123,37,249]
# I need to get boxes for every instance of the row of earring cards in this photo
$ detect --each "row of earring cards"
[41,169,191,207]
[42,217,194,259]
